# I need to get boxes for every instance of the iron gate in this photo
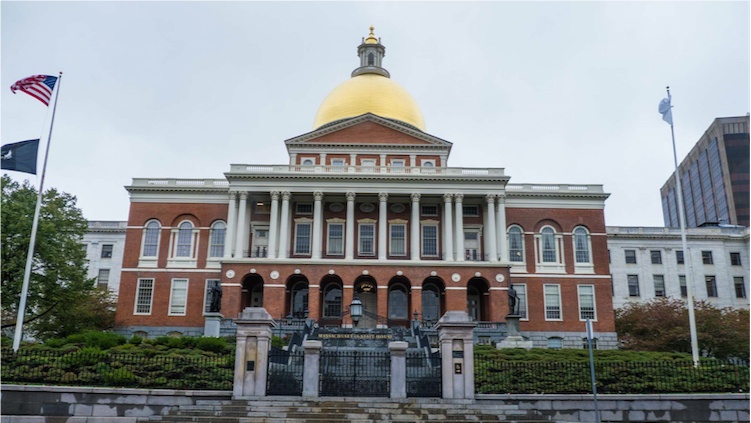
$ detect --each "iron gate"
[266,346,304,396]
[319,349,390,397]
[406,351,442,397]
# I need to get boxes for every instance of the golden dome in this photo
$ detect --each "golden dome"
[313,73,426,131]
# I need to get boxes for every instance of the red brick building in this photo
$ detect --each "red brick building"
[115,28,617,348]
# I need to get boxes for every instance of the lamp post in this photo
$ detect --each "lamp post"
[350,294,363,327]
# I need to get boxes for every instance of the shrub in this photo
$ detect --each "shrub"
[196,337,228,353]
[128,336,143,345]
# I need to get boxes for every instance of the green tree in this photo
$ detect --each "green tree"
[615,297,749,361]
[1,175,115,339]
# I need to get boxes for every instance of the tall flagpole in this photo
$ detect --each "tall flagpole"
[12,72,63,352]
[663,86,700,367]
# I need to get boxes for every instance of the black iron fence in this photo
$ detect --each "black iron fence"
[406,351,441,397]
[1,348,233,390]
[267,347,304,395]
[320,349,390,397]
[474,356,750,394]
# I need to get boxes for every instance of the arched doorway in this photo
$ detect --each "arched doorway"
[387,276,411,327]
[241,274,264,310]
[467,277,489,322]
[286,275,309,319]
[353,276,377,328]
[320,275,343,326]
[422,277,445,325]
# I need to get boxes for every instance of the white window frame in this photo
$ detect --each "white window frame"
[578,284,596,321]
[294,221,312,255]
[653,275,666,297]
[207,221,226,261]
[544,284,562,321]
[139,220,161,267]
[358,222,376,256]
[361,158,377,172]
[572,226,594,274]
[300,157,316,166]
[331,158,346,172]
[507,225,525,265]
[168,278,189,316]
[97,269,110,289]
[390,159,406,173]
[420,159,436,174]
[134,278,155,315]
[513,283,528,320]
[327,222,344,256]
[389,223,407,256]
[167,220,199,268]
[627,275,640,297]
[535,226,565,273]
[203,279,221,315]
[421,223,439,257]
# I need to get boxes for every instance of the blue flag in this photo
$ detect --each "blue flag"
[1,139,40,175]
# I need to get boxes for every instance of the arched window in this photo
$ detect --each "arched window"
[541,227,557,263]
[290,282,308,318]
[422,283,441,322]
[573,227,591,263]
[209,221,226,258]
[142,221,160,257]
[467,286,481,321]
[508,226,524,262]
[547,337,563,349]
[323,284,342,318]
[388,284,408,319]
[367,52,375,66]
[176,221,193,257]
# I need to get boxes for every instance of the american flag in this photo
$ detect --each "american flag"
[10,75,58,106]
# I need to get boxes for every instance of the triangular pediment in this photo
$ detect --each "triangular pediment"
[284,114,453,150]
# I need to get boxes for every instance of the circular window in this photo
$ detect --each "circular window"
[390,203,406,213]
[359,203,375,213]
[329,202,344,212]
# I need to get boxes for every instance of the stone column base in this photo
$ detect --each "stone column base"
[204,313,223,337]
[496,336,533,350]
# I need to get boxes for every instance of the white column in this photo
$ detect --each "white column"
[312,191,323,259]
[380,154,387,173]
[289,153,297,166]
[485,194,498,262]
[268,191,280,259]
[346,192,356,260]
[443,194,454,261]
[409,154,416,168]
[319,153,327,165]
[225,191,238,259]
[235,192,248,258]
[378,192,388,260]
[278,191,291,259]
[410,193,421,261]
[496,194,508,262]
[454,193,465,262]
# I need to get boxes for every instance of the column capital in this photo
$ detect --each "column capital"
[496,193,507,204]
[485,194,496,204]
[411,192,421,202]
[443,193,453,202]
[239,191,248,200]
[346,192,356,201]
[314,191,324,201]
[454,193,464,202]
[379,192,389,202]
[270,191,280,201]
[229,191,238,200]
[281,191,291,201]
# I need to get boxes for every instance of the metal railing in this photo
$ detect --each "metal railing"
[474,357,750,394]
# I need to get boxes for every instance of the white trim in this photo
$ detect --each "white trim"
[168,278,189,316]
[134,278,155,315]
[122,268,221,273]
[264,284,286,288]
[445,287,468,290]
[543,283,562,321]
[577,284,597,321]
[510,273,611,279]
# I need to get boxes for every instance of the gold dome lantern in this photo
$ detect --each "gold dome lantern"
[312,27,426,131]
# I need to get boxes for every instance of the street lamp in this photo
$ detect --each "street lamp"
[350,294,363,327]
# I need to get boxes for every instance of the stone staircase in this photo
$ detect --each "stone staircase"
[144,397,561,423]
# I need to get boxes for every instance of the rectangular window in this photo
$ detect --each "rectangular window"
[464,232,478,240]
[514,284,528,319]
[204,279,220,313]
[544,284,562,320]
[294,223,312,255]
[389,224,406,256]
[650,250,662,264]
[702,251,713,265]
[97,269,110,289]
[209,225,225,258]
[421,205,438,216]
[627,275,640,297]
[705,276,718,297]
[169,279,188,315]
[462,205,479,216]
[730,252,742,266]
[653,275,665,297]
[361,159,376,172]
[583,338,598,350]
[679,275,687,297]
[422,225,438,257]
[578,285,596,320]
[327,223,344,255]
[135,278,154,315]
[625,250,637,264]
[296,203,313,215]
[734,277,747,298]
[359,223,375,256]
[101,244,113,258]
[331,158,346,172]
[676,250,685,265]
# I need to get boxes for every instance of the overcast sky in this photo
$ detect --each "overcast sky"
[2,1,749,227]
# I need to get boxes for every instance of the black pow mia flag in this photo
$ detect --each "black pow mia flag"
[1,139,39,175]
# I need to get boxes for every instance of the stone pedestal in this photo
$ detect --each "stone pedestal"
[497,315,533,350]
[389,341,408,399]
[435,311,477,399]
[302,340,322,398]
[204,312,223,338]
[233,307,276,398]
